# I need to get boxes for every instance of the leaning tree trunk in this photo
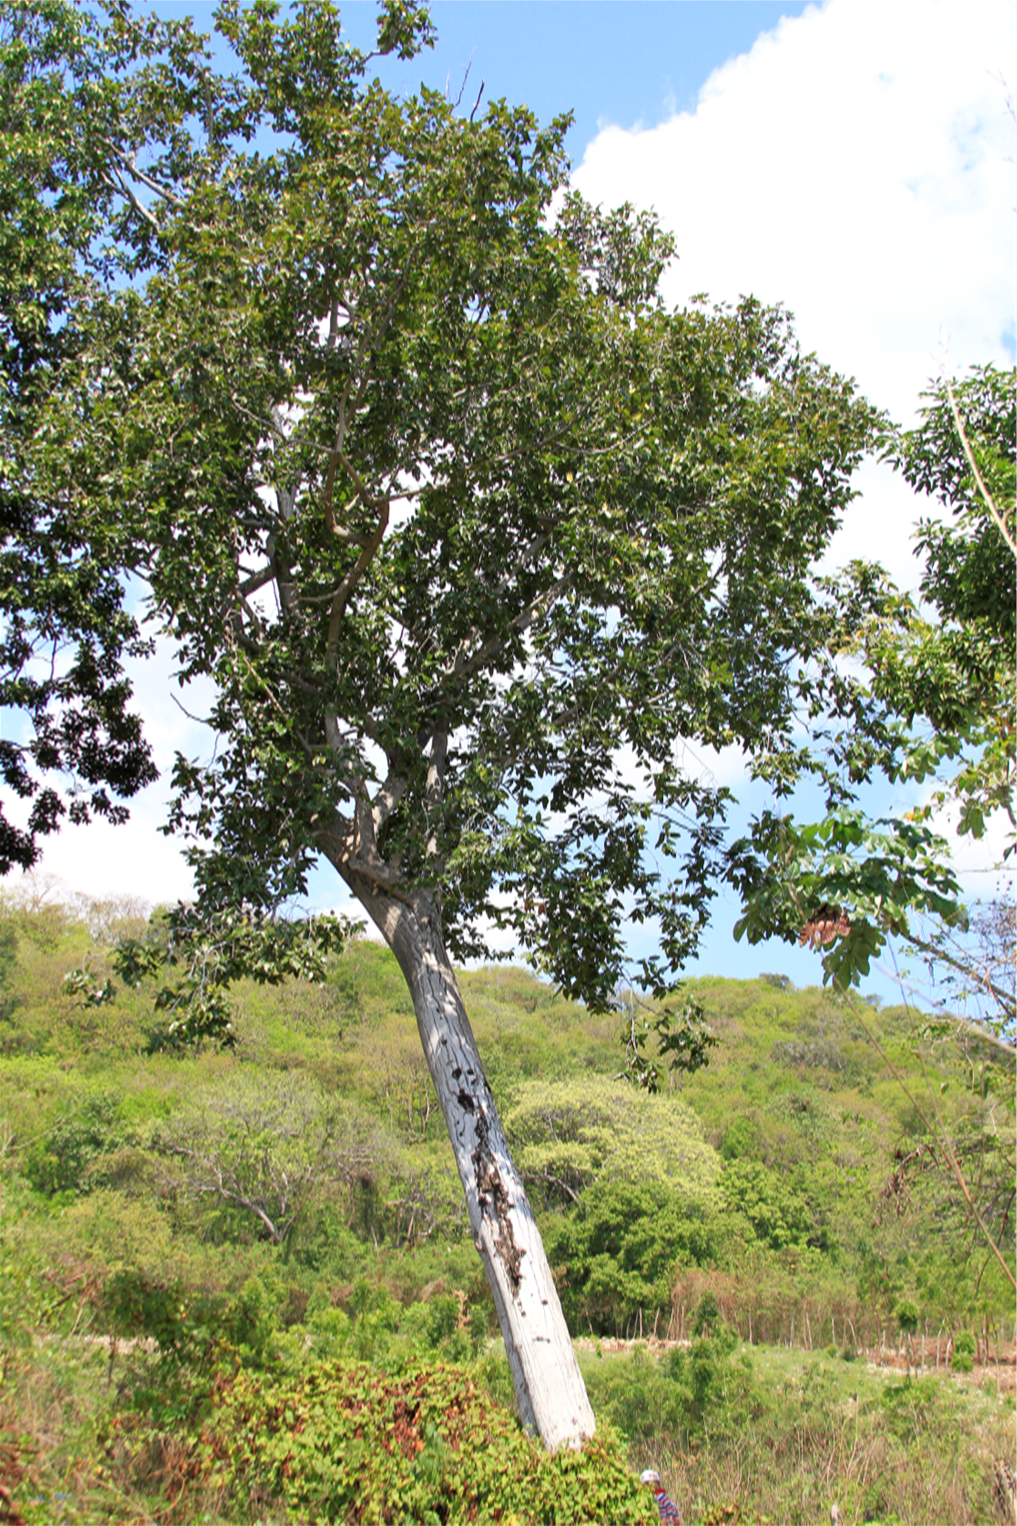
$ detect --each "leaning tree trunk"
[351,882,595,1450]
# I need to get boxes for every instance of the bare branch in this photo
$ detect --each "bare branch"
[373,774,408,838]
[237,563,277,598]
[101,167,159,229]
[898,926,1016,1040]
[450,575,571,686]
[425,722,447,864]
[946,378,1017,557]
[451,50,475,110]
[113,149,187,210]
[326,497,390,666]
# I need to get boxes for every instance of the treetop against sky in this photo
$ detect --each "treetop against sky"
[4,0,1014,1000]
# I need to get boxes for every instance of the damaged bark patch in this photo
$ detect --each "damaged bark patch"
[471,1108,524,1294]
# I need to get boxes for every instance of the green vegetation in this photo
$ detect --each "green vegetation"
[2,896,1013,1522]
[6,0,1011,1451]
[2,0,883,1443]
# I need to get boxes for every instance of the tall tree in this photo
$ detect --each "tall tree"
[18,0,875,1445]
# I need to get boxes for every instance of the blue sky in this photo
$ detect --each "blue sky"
[336,1,810,157]
[9,0,1016,1003]
[159,1,812,154]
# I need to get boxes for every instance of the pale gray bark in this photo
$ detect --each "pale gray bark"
[343,874,596,1450]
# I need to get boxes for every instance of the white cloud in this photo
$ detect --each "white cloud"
[573,0,1016,588]
[924,794,1016,903]
[21,639,214,904]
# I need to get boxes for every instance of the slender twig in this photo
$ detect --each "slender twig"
[896,927,1015,1046]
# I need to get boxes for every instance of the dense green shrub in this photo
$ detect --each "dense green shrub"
[505,1075,720,1211]
[544,1180,716,1337]
[200,1358,656,1524]
[0,919,18,1023]
[23,1088,130,1195]
[580,1330,748,1449]
[880,1375,949,1443]
[718,1113,761,1160]
[719,1157,817,1251]
[951,1331,976,1372]
[102,1269,280,1376]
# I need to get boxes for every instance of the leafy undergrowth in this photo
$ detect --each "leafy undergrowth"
[42,1348,654,1525]
[193,1359,655,1525]
[3,1315,1014,1523]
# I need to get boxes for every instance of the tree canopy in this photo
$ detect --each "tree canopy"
[3,0,880,996]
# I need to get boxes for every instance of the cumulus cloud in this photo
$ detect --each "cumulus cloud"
[572,0,1016,584]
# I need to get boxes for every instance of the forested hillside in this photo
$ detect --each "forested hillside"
[1,893,1013,1524]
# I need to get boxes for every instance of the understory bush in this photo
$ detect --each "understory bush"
[198,1359,656,1525]
[3,920,1014,1525]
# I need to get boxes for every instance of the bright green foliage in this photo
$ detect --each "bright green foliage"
[201,1359,656,1525]
[732,806,965,987]
[103,1268,279,1376]
[23,1086,128,1195]
[0,917,18,1021]
[950,1330,976,1372]
[1,917,1015,1522]
[864,367,1013,816]
[719,1158,818,1252]
[504,1074,720,1210]
[581,1331,744,1450]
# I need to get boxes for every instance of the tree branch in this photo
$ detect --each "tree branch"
[425,720,447,866]
[373,773,408,839]
[897,927,1016,1042]
[102,140,187,210]
[449,575,571,686]
[326,496,390,667]
[237,563,277,598]
[101,167,159,229]
[946,379,1017,558]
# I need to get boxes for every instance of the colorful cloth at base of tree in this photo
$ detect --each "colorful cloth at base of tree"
[652,1484,682,1523]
